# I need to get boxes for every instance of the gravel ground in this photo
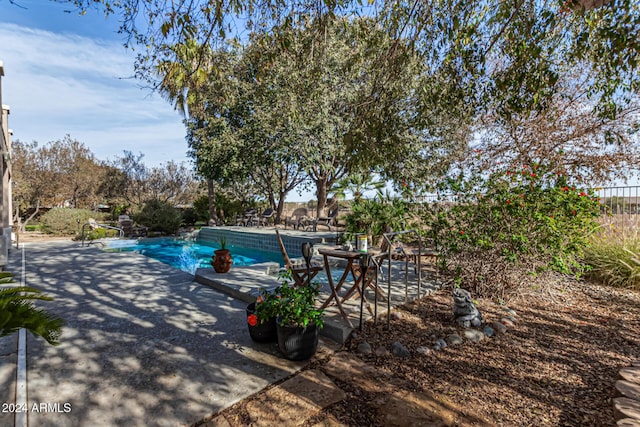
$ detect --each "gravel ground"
[214,277,640,426]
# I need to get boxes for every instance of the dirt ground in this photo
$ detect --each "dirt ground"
[214,277,640,426]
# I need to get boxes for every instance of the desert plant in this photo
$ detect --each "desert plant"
[343,194,410,241]
[584,223,640,290]
[218,236,228,250]
[0,272,65,345]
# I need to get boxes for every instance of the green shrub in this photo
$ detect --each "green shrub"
[343,194,411,241]
[40,208,107,236]
[134,199,182,234]
[0,272,65,345]
[83,227,120,241]
[433,163,601,299]
[193,195,211,223]
[584,222,640,290]
[180,208,198,226]
[255,272,324,328]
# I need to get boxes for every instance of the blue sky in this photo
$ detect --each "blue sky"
[0,0,189,168]
[0,0,322,201]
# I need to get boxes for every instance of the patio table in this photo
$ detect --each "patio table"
[318,248,385,328]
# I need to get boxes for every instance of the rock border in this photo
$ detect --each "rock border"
[355,306,519,356]
[614,360,640,426]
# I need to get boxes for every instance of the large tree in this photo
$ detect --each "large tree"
[49,0,638,198]
[182,16,440,216]
[11,136,106,228]
[62,0,638,124]
[103,151,198,211]
[476,69,640,184]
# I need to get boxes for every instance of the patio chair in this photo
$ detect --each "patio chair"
[256,208,275,227]
[310,207,339,231]
[275,230,324,287]
[235,209,257,227]
[284,207,309,230]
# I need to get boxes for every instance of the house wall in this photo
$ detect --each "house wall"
[0,61,12,269]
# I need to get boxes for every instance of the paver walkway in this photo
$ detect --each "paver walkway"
[2,241,328,427]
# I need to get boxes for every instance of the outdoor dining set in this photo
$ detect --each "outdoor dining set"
[236,207,340,231]
[275,229,439,331]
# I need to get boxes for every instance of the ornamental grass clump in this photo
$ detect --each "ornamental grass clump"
[584,220,640,290]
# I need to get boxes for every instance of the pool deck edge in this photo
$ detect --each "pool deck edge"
[194,267,353,344]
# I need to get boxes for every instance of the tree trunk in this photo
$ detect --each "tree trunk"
[315,178,328,218]
[275,193,286,225]
[207,179,218,225]
[21,200,40,233]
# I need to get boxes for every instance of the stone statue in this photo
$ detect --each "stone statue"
[452,288,482,328]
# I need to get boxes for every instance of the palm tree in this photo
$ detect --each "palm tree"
[156,40,220,223]
[0,272,64,345]
[332,172,385,202]
[156,39,212,118]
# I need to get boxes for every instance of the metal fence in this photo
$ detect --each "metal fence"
[413,186,640,228]
[596,186,640,229]
[597,186,640,214]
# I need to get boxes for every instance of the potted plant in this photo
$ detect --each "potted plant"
[272,275,324,361]
[246,289,279,342]
[211,236,233,273]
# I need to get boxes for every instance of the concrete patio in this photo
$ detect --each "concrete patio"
[0,239,337,427]
[0,229,438,426]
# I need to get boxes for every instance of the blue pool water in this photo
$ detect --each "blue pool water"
[103,237,283,274]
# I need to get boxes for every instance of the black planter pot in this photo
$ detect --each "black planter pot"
[276,319,319,361]
[246,302,277,342]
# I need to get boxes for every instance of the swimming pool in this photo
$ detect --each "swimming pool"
[103,237,284,274]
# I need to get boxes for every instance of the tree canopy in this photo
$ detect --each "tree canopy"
[63,0,639,123]
[172,16,456,214]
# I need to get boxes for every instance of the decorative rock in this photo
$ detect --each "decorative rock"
[483,326,494,337]
[504,308,517,317]
[613,397,640,421]
[452,288,482,328]
[615,380,640,401]
[375,347,390,357]
[500,318,515,328]
[446,334,463,346]
[390,311,403,321]
[618,419,640,427]
[357,341,372,355]
[391,341,411,358]
[492,321,507,334]
[463,329,485,342]
[416,346,431,355]
[505,315,516,322]
[433,339,447,350]
[619,367,640,385]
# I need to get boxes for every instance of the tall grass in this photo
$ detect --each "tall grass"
[584,217,640,290]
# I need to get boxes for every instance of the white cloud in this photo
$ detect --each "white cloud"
[0,23,188,167]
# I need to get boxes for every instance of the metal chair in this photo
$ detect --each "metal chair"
[275,230,324,287]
